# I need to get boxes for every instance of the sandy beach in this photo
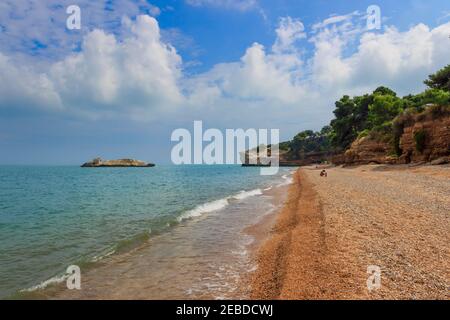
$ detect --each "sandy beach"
[250,165,450,300]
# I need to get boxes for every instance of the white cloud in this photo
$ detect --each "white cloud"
[0,16,183,120]
[0,53,62,111]
[205,42,304,103]
[272,17,306,53]
[309,21,450,95]
[1,12,450,137]
[182,16,450,132]
[437,11,450,23]
[149,4,162,16]
[312,12,359,32]
[0,0,162,60]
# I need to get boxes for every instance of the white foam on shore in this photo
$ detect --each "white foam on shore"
[177,198,230,222]
[177,188,264,222]
[91,248,116,262]
[22,246,118,293]
[278,173,293,186]
[232,189,263,200]
[21,274,68,293]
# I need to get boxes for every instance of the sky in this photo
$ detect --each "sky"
[0,0,450,164]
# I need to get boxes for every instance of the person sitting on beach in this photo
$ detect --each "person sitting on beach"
[320,170,327,177]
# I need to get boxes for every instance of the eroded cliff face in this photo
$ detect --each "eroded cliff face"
[332,137,396,165]
[332,115,450,165]
[398,117,450,163]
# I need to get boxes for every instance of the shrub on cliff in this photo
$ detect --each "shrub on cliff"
[414,130,427,154]
[428,104,450,119]
[404,89,450,111]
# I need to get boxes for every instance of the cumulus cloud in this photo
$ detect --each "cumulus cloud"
[0,0,162,60]
[0,53,62,111]
[185,42,306,108]
[308,18,450,96]
[1,11,450,136]
[0,16,183,120]
[182,15,450,131]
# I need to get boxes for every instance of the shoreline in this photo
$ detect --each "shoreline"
[249,164,450,299]
[13,170,294,300]
[8,164,448,300]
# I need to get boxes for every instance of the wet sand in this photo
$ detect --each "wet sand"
[250,165,450,299]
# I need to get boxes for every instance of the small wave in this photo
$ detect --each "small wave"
[177,198,230,222]
[91,248,116,262]
[232,189,262,200]
[21,274,68,293]
[278,174,293,186]
[231,249,248,256]
[177,188,264,222]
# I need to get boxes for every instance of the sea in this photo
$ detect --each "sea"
[0,165,294,299]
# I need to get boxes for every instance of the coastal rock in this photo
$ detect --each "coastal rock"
[399,117,450,163]
[333,137,394,165]
[430,157,449,165]
[333,112,450,166]
[81,157,155,167]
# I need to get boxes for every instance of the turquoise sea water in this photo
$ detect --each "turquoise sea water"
[0,165,290,299]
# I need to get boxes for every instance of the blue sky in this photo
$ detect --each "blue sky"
[156,0,450,72]
[0,0,450,164]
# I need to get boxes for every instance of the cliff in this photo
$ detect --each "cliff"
[332,108,450,166]
[81,158,155,167]
[398,116,450,164]
[332,137,397,165]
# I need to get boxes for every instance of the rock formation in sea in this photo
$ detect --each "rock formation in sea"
[81,157,155,167]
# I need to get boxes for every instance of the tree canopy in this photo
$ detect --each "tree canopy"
[424,64,450,92]
[281,65,450,159]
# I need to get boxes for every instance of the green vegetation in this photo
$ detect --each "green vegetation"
[424,64,450,91]
[279,128,332,160]
[281,65,450,159]
[414,130,427,153]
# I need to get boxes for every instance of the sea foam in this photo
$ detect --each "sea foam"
[177,198,230,222]
[232,189,263,200]
[21,274,68,293]
[177,188,263,222]
[278,173,293,186]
